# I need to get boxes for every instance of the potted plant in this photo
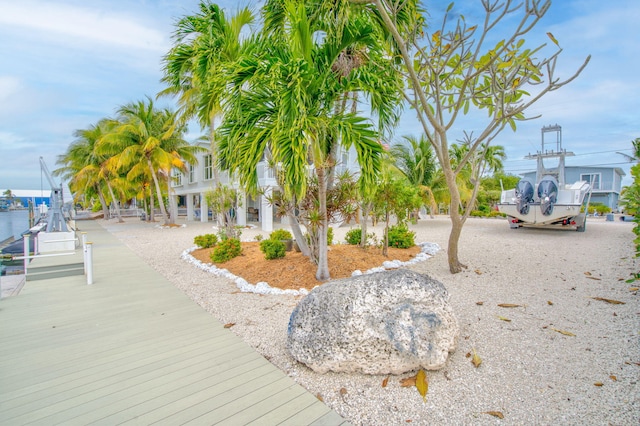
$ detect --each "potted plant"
[269,229,294,251]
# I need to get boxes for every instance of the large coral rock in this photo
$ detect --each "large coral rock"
[286,269,458,374]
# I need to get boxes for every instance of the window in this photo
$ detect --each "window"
[188,163,195,183]
[581,173,601,190]
[172,168,182,186]
[204,155,213,180]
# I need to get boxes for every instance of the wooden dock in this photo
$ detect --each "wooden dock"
[0,220,347,425]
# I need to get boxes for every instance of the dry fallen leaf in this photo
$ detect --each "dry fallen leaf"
[586,276,602,281]
[547,300,554,305]
[609,375,617,381]
[465,352,471,358]
[550,327,575,337]
[339,387,347,395]
[382,376,389,388]
[316,393,324,402]
[594,382,603,387]
[483,411,504,419]
[629,287,639,291]
[223,323,236,328]
[584,271,592,276]
[400,375,417,387]
[476,301,484,306]
[416,369,428,402]
[590,297,625,305]
[471,348,482,368]
[497,316,511,322]
[475,269,482,275]
[498,303,521,308]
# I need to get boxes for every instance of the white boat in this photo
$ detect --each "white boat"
[498,125,592,232]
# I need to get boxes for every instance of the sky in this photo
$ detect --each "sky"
[0,0,638,191]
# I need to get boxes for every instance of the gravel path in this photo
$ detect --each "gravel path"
[98,216,639,425]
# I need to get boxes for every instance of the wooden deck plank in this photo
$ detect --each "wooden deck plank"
[87,355,267,425]
[0,220,344,425]
[310,411,352,425]
[153,372,294,425]
[1,339,248,418]
[278,401,339,426]
[208,384,309,425]
[0,330,240,398]
[118,364,282,425]
[245,392,320,425]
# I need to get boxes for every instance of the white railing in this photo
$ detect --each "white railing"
[8,233,94,286]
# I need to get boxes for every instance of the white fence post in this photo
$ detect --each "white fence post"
[86,242,93,285]
[81,232,87,274]
[23,234,29,275]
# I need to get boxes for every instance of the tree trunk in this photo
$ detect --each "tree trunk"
[360,202,370,247]
[447,208,465,273]
[286,210,311,257]
[96,186,110,220]
[443,165,467,273]
[210,116,220,184]
[106,180,124,223]
[148,189,154,222]
[167,176,178,225]
[383,209,390,257]
[147,159,170,225]
[315,167,330,281]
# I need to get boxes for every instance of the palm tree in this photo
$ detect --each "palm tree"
[160,2,255,183]
[100,97,205,225]
[391,135,439,217]
[218,0,401,280]
[54,120,118,220]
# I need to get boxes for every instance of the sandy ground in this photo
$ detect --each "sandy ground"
[96,215,639,425]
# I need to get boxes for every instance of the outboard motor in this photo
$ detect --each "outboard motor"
[538,175,558,216]
[515,179,534,215]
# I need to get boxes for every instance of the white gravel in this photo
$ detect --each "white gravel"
[99,216,639,425]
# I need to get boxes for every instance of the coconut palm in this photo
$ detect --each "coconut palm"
[54,120,120,220]
[160,2,255,183]
[218,0,401,280]
[100,97,205,225]
[391,135,440,217]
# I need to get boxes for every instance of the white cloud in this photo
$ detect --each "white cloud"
[0,76,22,100]
[0,1,167,52]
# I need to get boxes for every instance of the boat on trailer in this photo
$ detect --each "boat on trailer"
[498,125,592,232]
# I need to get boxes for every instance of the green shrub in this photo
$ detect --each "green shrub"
[194,233,218,248]
[470,210,485,217]
[345,228,362,245]
[387,223,416,249]
[327,227,334,245]
[269,229,293,241]
[259,239,286,260]
[488,210,506,218]
[254,234,264,241]
[210,238,242,263]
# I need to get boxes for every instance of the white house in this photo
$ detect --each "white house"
[170,142,361,232]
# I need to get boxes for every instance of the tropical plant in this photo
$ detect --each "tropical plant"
[218,0,402,280]
[194,233,218,248]
[269,229,293,241]
[54,120,121,221]
[210,237,242,263]
[387,223,416,248]
[345,228,362,245]
[161,2,256,184]
[370,0,590,272]
[99,97,205,225]
[391,135,439,218]
[371,169,422,256]
[260,239,286,260]
[206,184,241,238]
